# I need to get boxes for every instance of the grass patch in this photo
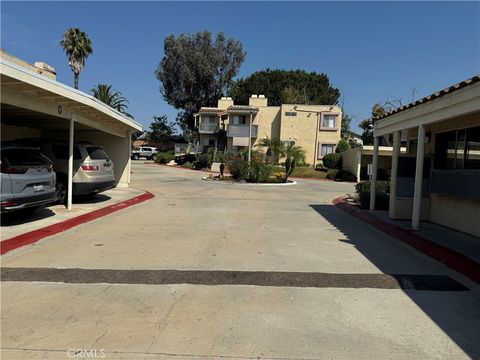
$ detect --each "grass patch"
[271,166,327,179]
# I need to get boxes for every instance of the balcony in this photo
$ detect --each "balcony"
[198,123,219,134]
[227,124,258,137]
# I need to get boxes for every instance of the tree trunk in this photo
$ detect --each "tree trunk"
[74,73,79,89]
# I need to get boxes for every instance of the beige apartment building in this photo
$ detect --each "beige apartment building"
[195,95,342,166]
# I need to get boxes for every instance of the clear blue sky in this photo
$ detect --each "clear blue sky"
[2,1,479,133]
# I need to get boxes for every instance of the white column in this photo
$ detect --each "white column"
[67,117,75,210]
[248,112,252,162]
[412,125,425,230]
[127,130,132,185]
[389,131,401,217]
[369,136,379,211]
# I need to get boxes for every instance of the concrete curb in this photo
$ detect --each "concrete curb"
[1,191,155,256]
[201,177,296,186]
[332,196,480,284]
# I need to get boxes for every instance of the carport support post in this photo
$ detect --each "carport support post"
[369,136,379,211]
[389,131,401,216]
[248,111,252,162]
[412,125,425,230]
[67,117,74,210]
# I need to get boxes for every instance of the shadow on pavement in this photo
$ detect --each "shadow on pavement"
[310,204,480,359]
[73,194,111,204]
[1,207,55,226]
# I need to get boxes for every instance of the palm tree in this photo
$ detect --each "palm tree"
[60,28,93,89]
[91,84,133,118]
[283,144,306,182]
[255,136,284,164]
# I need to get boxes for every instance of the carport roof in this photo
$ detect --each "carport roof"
[0,58,142,134]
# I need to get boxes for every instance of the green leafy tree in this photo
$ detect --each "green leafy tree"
[155,31,246,130]
[60,28,93,89]
[91,84,133,118]
[231,69,340,106]
[255,137,285,164]
[283,144,306,182]
[335,139,351,153]
[147,115,176,146]
[341,113,352,139]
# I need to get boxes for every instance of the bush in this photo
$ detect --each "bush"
[322,153,342,169]
[193,153,213,170]
[355,180,390,209]
[227,156,250,180]
[248,158,272,183]
[334,169,357,182]
[226,156,272,183]
[335,139,351,153]
[154,152,175,164]
[326,169,338,180]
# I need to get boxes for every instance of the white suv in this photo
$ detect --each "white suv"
[17,139,115,204]
[131,146,158,160]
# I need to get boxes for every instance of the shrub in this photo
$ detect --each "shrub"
[315,163,326,172]
[226,156,272,182]
[326,169,338,180]
[322,153,342,169]
[248,158,272,183]
[335,139,351,153]
[227,156,250,181]
[154,152,175,164]
[334,169,357,182]
[193,153,213,170]
[355,180,390,209]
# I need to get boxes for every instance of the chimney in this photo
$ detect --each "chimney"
[217,96,234,109]
[249,94,268,107]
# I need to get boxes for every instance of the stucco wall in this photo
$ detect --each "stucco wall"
[278,105,342,165]
[430,193,480,237]
[341,147,361,181]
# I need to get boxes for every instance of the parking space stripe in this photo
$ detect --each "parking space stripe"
[1,267,469,291]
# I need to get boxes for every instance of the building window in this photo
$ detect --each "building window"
[231,115,246,125]
[320,113,339,130]
[318,143,336,158]
[202,115,217,124]
[434,126,480,170]
[285,111,297,117]
[282,140,296,147]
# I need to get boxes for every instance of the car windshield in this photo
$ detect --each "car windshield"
[86,146,109,160]
[1,148,51,166]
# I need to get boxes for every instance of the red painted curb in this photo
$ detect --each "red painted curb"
[1,191,155,255]
[332,196,480,284]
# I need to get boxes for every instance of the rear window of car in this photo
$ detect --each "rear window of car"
[1,148,51,166]
[51,144,83,160]
[86,146,109,160]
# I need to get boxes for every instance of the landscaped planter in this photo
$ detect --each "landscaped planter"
[202,175,296,186]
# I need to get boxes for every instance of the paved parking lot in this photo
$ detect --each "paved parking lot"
[1,162,479,360]
[1,186,146,241]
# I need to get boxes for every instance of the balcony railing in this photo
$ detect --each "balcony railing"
[227,124,258,137]
[199,123,219,133]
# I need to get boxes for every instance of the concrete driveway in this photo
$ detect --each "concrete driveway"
[1,162,479,360]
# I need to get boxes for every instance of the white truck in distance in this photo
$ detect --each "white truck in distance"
[131,147,158,160]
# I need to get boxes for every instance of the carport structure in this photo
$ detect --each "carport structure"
[1,53,142,210]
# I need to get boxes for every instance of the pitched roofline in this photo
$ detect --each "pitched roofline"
[375,75,480,121]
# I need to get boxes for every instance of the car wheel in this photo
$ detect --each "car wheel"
[55,181,67,205]
[133,154,140,160]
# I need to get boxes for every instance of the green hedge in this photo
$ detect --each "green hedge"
[322,153,342,169]
[355,180,390,209]
[154,152,175,164]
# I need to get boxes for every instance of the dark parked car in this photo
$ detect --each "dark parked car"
[174,153,197,165]
[1,145,57,213]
